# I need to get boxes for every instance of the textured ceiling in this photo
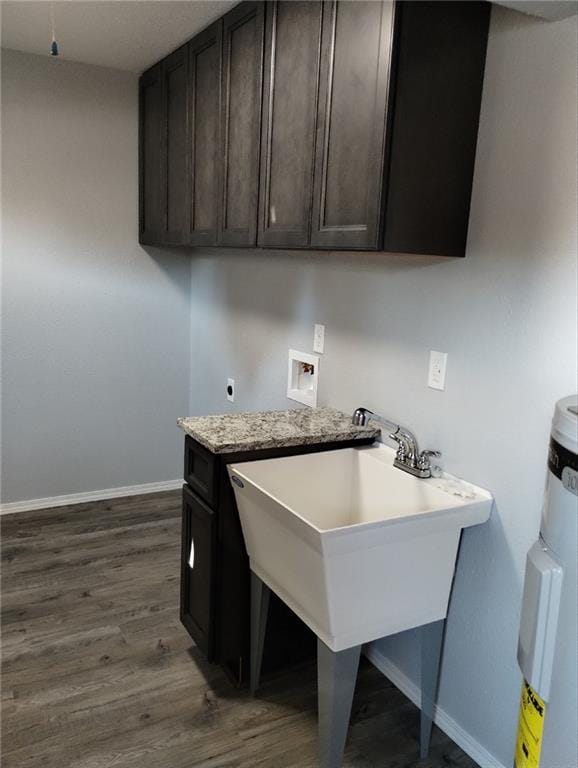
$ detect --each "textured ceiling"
[1,1,576,75]
[495,1,578,21]
[1,1,238,73]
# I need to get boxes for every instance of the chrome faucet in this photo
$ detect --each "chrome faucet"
[352,407,441,479]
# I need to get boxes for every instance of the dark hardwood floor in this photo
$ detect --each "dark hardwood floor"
[1,491,479,768]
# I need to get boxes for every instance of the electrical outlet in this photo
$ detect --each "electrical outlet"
[313,324,325,354]
[428,351,448,391]
[227,378,235,402]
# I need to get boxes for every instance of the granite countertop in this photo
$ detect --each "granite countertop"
[177,407,380,454]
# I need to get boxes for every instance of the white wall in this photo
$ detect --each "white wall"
[186,7,577,766]
[1,50,191,503]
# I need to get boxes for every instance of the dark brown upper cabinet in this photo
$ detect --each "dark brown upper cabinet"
[139,1,490,257]
[382,1,490,257]
[188,21,222,247]
[311,0,395,250]
[270,0,489,254]
[139,64,163,244]
[258,1,323,248]
[139,48,189,246]
[164,47,189,244]
[217,2,265,247]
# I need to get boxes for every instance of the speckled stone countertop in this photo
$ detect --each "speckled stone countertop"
[177,407,380,454]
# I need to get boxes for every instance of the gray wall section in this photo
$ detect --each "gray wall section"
[187,8,577,767]
[1,50,191,502]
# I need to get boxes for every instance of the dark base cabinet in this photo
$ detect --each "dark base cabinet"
[180,485,216,660]
[180,435,373,686]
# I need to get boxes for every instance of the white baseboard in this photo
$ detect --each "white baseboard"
[0,479,182,516]
[364,645,506,768]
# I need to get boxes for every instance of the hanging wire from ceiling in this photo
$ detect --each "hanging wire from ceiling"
[50,2,59,56]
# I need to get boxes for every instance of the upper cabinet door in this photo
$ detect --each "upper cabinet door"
[139,65,163,244]
[163,46,189,244]
[258,1,323,248]
[311,1,395,250]
[218,2,265,247]
[139,51,188,246]
[139,0,488,256]
[188,21,222,247]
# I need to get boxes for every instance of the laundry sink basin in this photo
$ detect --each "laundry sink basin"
[228,443,492,651]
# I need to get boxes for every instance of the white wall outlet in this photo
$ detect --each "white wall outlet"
[287,349,319,408]
[226,378,235,402]
[313,324,325,354]
[428,351,448,391]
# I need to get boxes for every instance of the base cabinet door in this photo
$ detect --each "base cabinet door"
[180,485,217,659]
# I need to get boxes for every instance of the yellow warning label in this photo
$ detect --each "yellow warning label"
[514,679,547,768]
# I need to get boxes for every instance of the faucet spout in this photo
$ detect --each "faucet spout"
[352,407,398,433]
[351,406,440,479]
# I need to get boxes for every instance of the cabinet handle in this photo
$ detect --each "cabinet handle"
[188,538,195,569]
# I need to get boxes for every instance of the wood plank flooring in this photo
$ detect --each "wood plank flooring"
[1,491,479,768]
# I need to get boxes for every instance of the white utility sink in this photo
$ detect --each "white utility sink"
[229,443,492,652]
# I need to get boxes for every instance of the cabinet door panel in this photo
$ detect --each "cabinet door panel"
[180,485,216,659]
[218,2,264,247]
[258,1,322,248]
[189,22,222,246]
[164,47,188,242]
[311,0,395,250]
[139,65,163,243]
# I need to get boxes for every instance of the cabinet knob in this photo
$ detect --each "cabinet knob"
[188,538,195,569]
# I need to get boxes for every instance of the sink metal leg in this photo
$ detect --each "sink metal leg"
[317,638,361,768]
[250,571,270,696]
[420,618,446,759]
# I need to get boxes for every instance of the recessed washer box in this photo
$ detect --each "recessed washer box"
[287,349,319,408]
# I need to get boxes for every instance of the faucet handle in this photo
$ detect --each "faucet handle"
[389,432,407,461]
[417,449,442,472]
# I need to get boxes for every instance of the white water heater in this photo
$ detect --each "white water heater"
[515,395,578,768]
